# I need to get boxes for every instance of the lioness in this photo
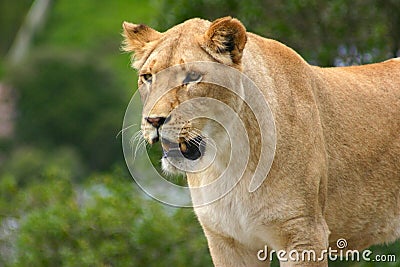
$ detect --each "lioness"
[122,17,400,266]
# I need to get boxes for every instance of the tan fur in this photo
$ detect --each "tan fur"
[122,17,400,266]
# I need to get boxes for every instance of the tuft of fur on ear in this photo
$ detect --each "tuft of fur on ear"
[122,22,161,64]
[201,16,247,65]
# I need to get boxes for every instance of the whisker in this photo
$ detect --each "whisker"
[185,131,198,139]
[184,136,198,146]
[126,129,149,161]
[188,128,205,138]
[188,137,202,146]
[182,134,197,145]
[187,132,214,149]
[132,136,147,161]
[187,128,203,137]
[130,130,143,146]
[116,123,138,139]
[180,127,218,151]
[145,140,151,149]
[190,127,203,134]
[189,129,218,150]
[187,130,202,139]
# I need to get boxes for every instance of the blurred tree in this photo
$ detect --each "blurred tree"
[6,0,53,66]
[0,146,84,188]
[7,174,212,267]
[6,48,127,170]
[376,0,400,58]
[0,146,82,265]
[0,0,33,58]
[155,0,399,66]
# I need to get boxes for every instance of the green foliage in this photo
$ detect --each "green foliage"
[36,0,153,50]
[35,0,154,95]
[156,0,399,66]
[0,150,211,266]
[6,48,126,170]
[7,174,211,267]
[1,1,400,266]
[0,146,82,217]
[1,146,83,186]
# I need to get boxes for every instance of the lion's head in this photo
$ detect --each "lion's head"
[122,17,250,175]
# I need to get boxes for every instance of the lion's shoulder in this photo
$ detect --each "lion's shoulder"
[384,57,400,63]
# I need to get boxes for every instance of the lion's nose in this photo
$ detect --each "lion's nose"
[145,116,166,128]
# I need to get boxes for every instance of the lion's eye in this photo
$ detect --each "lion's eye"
[140,73,153,84]
[183,71,202,84]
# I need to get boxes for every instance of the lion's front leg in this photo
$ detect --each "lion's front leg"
[203,227,270,267]
[279,215,330,267]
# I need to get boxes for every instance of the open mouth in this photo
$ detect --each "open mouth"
[161,136,204,160]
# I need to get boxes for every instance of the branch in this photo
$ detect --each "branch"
[6,0,52,66]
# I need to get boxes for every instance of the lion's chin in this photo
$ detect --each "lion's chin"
[161,157,185,175]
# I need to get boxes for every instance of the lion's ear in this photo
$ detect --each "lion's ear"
[201,17,247,65]
[122,22,161,62]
